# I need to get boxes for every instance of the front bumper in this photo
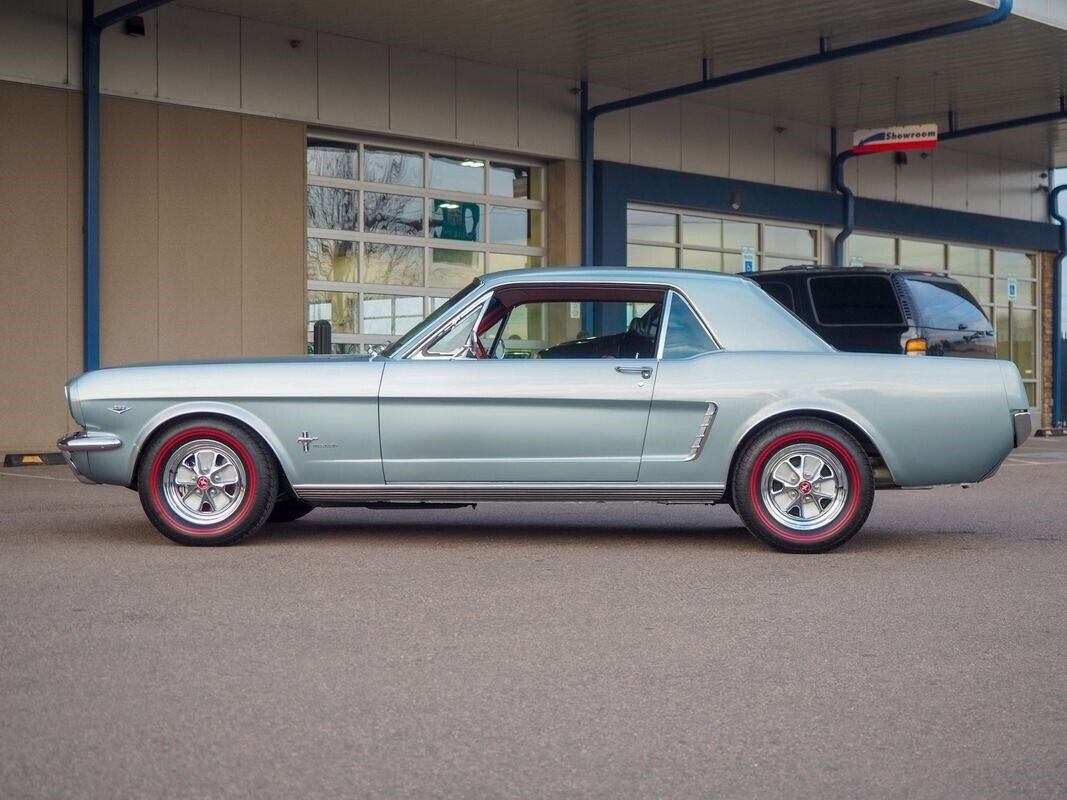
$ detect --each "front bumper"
[1012,411,1032,448]
[56,431,122,485]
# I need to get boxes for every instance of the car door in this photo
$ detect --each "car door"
[377,286,663,483]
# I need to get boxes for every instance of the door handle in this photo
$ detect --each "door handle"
[615,365,654,379]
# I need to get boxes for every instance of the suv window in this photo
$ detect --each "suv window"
[903,277,990,332]
[809,276,904,326]
[759,280,795,312]
[662,293,718,359]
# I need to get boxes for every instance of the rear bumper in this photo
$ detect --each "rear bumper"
[1012,411,1032,449]
[56,432,122,485]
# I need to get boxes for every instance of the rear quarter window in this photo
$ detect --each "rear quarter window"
[808,276,904,326]
[757,280,796,312]
[903,277,991,331]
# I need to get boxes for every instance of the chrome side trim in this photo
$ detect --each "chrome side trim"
[684,402,719,462]
[1012,410,1031,448]
[57,432,122,452]
[292,483,726,504]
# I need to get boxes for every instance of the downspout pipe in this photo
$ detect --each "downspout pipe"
[579,0,1014,266]
[831,101,1067,266]
[1051,183,1066,427]
[81,0,173,372]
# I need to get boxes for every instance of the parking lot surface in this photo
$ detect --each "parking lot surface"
[1,438,1065,799]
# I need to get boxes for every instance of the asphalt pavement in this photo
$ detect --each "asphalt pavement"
[1,437,1065,799]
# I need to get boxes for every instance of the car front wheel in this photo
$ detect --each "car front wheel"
[137,418,277,546]
[733,418,874,553]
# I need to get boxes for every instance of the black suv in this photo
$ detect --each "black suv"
[745,266,994,358]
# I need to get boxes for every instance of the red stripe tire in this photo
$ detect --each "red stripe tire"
[732,418,874,553]
[137,418,277,546]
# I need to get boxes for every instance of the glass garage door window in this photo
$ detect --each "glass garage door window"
[626,205,820,272]
[307,136,546,353]
[849,232,1040,407]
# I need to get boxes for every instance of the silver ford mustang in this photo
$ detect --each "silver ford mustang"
[58,268,1031,553]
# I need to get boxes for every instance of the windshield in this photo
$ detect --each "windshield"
[378,280,483,358]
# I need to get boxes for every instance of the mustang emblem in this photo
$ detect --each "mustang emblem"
[108,404,131,414]
[296,432,319,453]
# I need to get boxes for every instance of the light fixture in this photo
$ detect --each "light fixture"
[460,159,484,168]
[439,202,460,209]
[730,191,742,211]
[124,16,145,37]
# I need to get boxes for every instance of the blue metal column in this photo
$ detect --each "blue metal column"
[579,0,1014,266]
[1051,183,1066,427]
[80,0,175,372]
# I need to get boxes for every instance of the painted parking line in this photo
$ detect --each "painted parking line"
[0,471,78,483]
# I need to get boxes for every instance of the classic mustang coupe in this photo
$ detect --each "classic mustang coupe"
[58,268,1031,553]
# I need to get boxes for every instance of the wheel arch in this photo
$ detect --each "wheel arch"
[128,403,296,492]
[723,409,894,502]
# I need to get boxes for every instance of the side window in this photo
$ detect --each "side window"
[662,293,718,359]
[422,301,485,357]
[808,276,905,326]
[758,281,795,312]
[903,278,991,332]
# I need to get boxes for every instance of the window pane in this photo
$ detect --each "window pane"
[850,234,895,266]
[762,257,813,270]
[429,153,485,193]
[488,253,541,272]
[681,249,723,271]
[722,221,758,250]
[810,276,904,325]
[682,215,722,248]
[764,225,816,257]
[430,248,484,289]
[426,302,483,355]
[362,293,424,336]
[1013,309,1037,380]
[900,239,945,270]
[364,192,423,237]
[995,250,1035,278]
[995,278,1035,306]
[431,200,484,242]
[306,238,357,283]
[663,295,717,359]
[954,273,993,304]
[307,140,357,180]
[722,252,743,272]
[904,278,991,331]
[307,290,358,334]
[949,245,991,274]
[307,186,358,231]
[758,281,796,312]
[489,206,542,247]
[525,299,664,359]
[363,243,423,286]
[364,147,423,186]
[627,243,676,267]
[627,209,677,243]
[490,163,542,200]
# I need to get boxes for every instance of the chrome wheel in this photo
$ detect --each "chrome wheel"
[161,439,247,526]
[761,443,848,532]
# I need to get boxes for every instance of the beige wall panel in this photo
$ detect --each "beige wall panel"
[157,105,242,360]
[158,5,240,108]
[630,99,681,171]
[241,19,318,120]
[932,147,968,211]
[546,159,581,267]
[66,0,82,88]
[728,109,773,184]
[857,152,896,202]
[0,0,68,85]
[317,34,389,131]
[967,153,1001,216]
[1031,167,1048,222]
[998,160,1032,221]
[896,151,934,207]
[772,118,819,191]
[680,102,729,177]
[389,47,456,139]
[240,116,306,356]
[65,91,83,435]
[589,84,630,164]
[0,83,72,451]
[456,60,518,149]
[100,7,157,97]
[517,71,577,159]
[100,97,159,366]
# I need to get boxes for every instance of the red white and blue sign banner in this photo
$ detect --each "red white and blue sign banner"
[852,124,938,154]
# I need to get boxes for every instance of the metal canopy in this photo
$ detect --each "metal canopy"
[179,0,1067,164]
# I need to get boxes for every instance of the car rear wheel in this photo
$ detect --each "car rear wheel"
[137,419,276,546]
[733,418,874,553]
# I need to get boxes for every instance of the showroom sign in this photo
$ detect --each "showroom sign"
[852,124,938,154]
